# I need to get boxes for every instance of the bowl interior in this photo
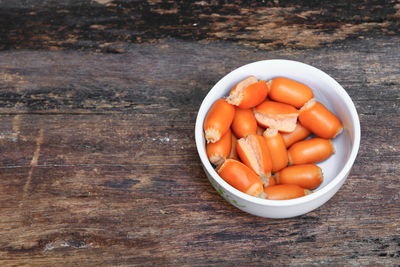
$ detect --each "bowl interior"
[195,59,360,202]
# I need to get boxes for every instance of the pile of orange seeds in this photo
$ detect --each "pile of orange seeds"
[204,76,343,200]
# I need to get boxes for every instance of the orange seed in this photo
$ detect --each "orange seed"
[299,99,343,139]
[264,184,310,200]
[288,137,334,165]
[268,77,314,108]
[254,100,299,133]
[276,164,323,189]
[206,129,232,165]
[217,159,264,197]
[204,98,235,143]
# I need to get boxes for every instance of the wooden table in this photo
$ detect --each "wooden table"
[0,1,399,265]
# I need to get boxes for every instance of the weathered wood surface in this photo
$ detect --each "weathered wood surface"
[0,0,399,51]
[0,1,399,266]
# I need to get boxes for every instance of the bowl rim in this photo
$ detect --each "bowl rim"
[195,59,361,206]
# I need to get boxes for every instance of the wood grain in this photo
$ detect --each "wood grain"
[0,0,399,51]
[0,1,400,266]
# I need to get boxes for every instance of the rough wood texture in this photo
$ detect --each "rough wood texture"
[0,1,400,266]
[0,0,399,51]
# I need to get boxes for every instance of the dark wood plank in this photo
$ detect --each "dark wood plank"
[0,36,399,114]
[0,0,399,51]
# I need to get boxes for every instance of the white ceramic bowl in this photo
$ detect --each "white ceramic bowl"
[195,59,361,219]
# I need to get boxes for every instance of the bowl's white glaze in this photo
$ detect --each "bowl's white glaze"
[195,60,361,218]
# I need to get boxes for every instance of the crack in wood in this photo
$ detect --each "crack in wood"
[19,128,44,208]
[11,114,21,142]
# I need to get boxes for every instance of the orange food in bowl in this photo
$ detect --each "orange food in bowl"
[264,184,310,200]
[281,122,312,148]
[229,133,239,160]
[288,138,334,165]
[275,164,323,190]
[203,71,345,202]
[268,77,314,108]
[253,100,299,133]
[206,129,232,165]
[236,134,273,186]
[217,159,264,197]
[299,99,343,139]
[231,108,257,138]
[204,98,235,143]
[227,76,268,109]
[266,176,276,187]
[263,128,288,172]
